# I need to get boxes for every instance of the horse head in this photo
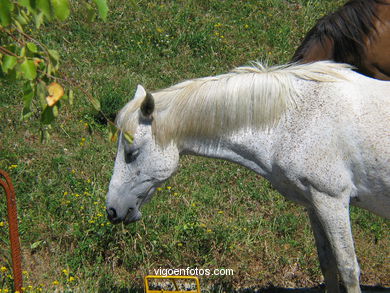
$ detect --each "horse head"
[106,85,179,224]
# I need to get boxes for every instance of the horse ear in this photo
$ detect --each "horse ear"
[133,84,147,102]
[140,92,155,118]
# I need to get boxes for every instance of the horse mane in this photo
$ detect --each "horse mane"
[117,62,351,146]
[292,0,388,64]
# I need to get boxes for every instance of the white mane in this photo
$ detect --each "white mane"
[117,61,352,145]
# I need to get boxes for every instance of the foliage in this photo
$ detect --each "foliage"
[0,0,108,141]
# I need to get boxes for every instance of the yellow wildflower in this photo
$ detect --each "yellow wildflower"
[69,276,75,282]
[167,186,172,190]
[218,210,224,214]
[0,222,4,227]
[1,266,7,272]
[63,191,68,196]
[62,269,69,275]
[52,280,59,285]
[206,229,212,233]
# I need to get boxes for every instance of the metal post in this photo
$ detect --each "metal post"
[0,170,23,292]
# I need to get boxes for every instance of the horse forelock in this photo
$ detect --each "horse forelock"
[117,62,352,146]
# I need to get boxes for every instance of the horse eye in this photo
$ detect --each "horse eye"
[125,149,139,163]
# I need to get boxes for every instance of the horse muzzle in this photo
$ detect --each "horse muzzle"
[106,206,142,224]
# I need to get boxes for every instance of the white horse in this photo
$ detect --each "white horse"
[106,61,390,293]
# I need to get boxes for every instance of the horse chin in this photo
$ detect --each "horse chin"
[123,209,142,224]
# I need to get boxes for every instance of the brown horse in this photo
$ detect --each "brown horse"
[292,0,390,80]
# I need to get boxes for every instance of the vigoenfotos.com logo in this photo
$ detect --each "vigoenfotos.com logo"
[153,267,234,277]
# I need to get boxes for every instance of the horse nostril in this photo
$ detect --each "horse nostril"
[107,207,117,220]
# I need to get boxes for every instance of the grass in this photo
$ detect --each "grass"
[1,0,389,292]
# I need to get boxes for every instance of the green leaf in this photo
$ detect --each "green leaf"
[18,0,32,9]
[40,128,51,142]
[48,49,60,61]
[68,89,74,105]
[53,104,59,117]
[51,0,70,21]
[123,131,134,144]
[90,96,101,111]
[15,14,27,26]
[0,0,12,26]
[1,55,17,73]
[41,105,55,124]
[108,122,119,142]
[37,81,47,109]
[22,91,34,119]
[34,11,45,28]
[20,46,26,57]
[31,240,44,249]
[92,0,108,21]
[20,58,37,80]
[27,42,38,53]
[37,0,51,19]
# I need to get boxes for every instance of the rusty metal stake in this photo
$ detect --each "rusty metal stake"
[0,169,23,292]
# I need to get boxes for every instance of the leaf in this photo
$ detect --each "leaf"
[51,0,70,21]
[0,0,13,26]
[22,82,34,119]
[1,55,17,73]
[37,0,51,19]
[34,11,45,28]
[27,42,38,53]
[20,58,37,80]
[53,104,59,117]
[123,131,134,144]
[92,0,108,21]
[41,105,55,124]
[40,128,51,142]
[31,240,44,249]
[14,18,26,30]
[108,122,118,142]
[46,82,64,106]
[48,49,60,61]
[68,89,74,105]
[18,0,32,10]
[90,96,101,111]
[37,81,47,109]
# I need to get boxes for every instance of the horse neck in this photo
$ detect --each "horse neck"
[178,130,275,179]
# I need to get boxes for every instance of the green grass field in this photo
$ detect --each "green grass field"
[1,0,389,292]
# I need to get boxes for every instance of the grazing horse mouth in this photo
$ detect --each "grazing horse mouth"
[123,208,142,224]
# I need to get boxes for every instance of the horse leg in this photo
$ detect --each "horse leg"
[308,209,340,293]
[310,191,361,293]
